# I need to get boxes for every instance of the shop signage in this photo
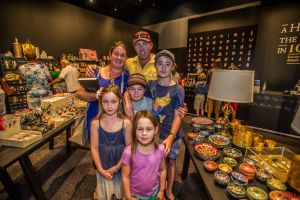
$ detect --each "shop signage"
[277,22,300,64]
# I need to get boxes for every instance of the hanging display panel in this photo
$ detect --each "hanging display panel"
[187,25,258,72]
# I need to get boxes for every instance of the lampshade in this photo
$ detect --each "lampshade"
[291,106,300,135]
[207,70,254,103]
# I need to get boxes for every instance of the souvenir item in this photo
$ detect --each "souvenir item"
[192,123,202,133]
[203,160,218,172]
[243,157,257,166]
[269,191,286,200]
[255,168,271,182]
[194,142,219,161]
[208,134,230,148]
[200,130,210,137]
[231,172,248,185]
[214,123,223,132]
[223,147,242,159]
[192,117,213,125]
[239,163,256,180]
[192,134,205,145]
[269,191,300,200]
[206,125,215,133]
[267,177,287,191]
[0,130,42,148]
[79,48,98,61]
[227,182,246,198]
[218,163,232,174]
[214,171,230,186]
[187,132,196,140]
[12,37,23,58]
[223,157,237,168]
[246,186,267,200]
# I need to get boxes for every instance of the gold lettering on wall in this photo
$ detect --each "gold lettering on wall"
[277,23,300,64]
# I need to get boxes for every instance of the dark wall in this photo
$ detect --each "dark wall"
[119,0,258,26]
[189,7,259,34]
[0,0,158,59]
[188,1,300,91]
[253,1,300,91]
[162,47,188,75]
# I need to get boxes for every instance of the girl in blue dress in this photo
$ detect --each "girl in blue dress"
[90,84,132,199]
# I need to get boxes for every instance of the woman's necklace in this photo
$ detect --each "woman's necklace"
[108,66,125,93]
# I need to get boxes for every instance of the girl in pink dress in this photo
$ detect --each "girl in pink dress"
[122,110,166,200]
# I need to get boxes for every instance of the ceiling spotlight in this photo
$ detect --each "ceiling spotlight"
[152,2,155,7]
[114,7,117,12]
[89,0,93,3]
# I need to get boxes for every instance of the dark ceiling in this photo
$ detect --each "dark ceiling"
[61,0,263,26]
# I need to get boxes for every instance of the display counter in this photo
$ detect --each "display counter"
[181,115,300,200]
[184,88,300,133]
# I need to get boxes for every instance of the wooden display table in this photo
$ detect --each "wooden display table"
[0,118,75,200]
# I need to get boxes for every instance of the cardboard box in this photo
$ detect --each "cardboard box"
[41,96,67,117]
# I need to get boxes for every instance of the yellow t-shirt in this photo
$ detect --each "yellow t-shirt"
[125,54,157,82]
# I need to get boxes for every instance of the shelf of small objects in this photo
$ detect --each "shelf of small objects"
[187,116,300,200]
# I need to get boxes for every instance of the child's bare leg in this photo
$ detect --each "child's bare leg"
[166,158,176,200]
[196,109,200,116]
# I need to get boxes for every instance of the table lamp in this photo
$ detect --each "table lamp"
[207,69,254,129]
[291,105,300,135]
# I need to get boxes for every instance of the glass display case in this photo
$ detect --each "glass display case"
[245,147,296,182]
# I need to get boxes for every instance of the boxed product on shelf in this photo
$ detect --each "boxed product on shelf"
[0,130,42,148]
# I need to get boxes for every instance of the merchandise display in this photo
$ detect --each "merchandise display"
[214,170,230,186]
[0,130,42,148]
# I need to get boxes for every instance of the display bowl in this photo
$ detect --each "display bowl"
[214,171,230,186]
[243,157,257,166]
[192,116,214,125]
[208,134,231,148]
[223,147,242,159]
[206,125,215,133]
[267,177,287,191]
[255,168,271,182]
[227,182,246,199]
[269,191,285,200]
[223,157,237,168]
[203,160,218,172]
[231,172,248,186]
[218,163,233,174]
[200,130,210,137]
[192,134,205,145]
[194,142,220,161]
[269,191,300,200]
[246,186,267,200]
[239,163,256,180]
[187,132,196,140]
[214,123,223,132]
[192,123,202,133]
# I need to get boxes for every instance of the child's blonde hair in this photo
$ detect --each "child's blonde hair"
[97,84,124,119]
[199,73,206,81]
[130,110,159,167]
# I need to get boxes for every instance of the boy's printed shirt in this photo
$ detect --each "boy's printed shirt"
[145,80,185,140]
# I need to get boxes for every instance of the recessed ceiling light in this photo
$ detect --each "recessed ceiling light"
[114,7,117,12]
[89,0,93,3]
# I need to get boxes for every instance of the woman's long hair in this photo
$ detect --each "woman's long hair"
[96,84,124,119]
[130,110,159,168]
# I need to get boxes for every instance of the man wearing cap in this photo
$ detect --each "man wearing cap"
[125,31,157,82]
